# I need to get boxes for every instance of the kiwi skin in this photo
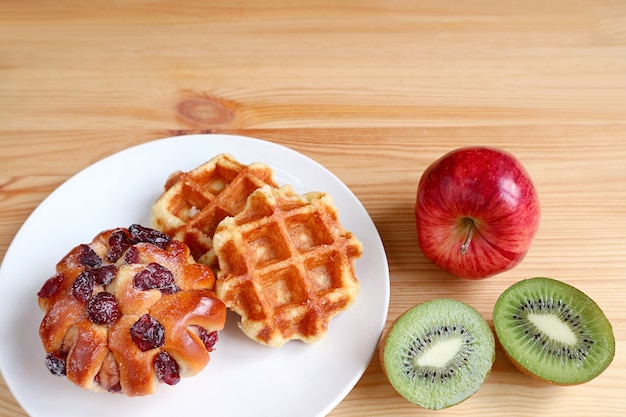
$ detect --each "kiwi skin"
[379,299,495,410]
[493,277,615,385]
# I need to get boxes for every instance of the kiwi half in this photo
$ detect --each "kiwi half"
[381,299,495,410]
[493,277,615,385]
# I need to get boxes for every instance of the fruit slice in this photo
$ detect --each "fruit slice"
[380,299,495,410]
[493,277,615,385]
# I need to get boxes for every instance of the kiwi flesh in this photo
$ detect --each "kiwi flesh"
[493,277,615,385]
[381,298,495,410]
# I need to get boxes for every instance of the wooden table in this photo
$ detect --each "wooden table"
[1,1,625,416]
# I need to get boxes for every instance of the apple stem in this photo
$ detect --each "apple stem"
[460,218,474,255]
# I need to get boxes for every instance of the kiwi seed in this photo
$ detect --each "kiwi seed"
[380,298,495,410]
[493,277,615,385]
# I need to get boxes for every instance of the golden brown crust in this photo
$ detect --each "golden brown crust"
[37,225,226,396]
[213,185,362,348]
[150,154,278,268]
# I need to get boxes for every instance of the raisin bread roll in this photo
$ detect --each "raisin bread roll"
[37,225,226,396]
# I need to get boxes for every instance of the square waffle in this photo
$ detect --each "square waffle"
[213,184,362,348]
[150,154,277,268]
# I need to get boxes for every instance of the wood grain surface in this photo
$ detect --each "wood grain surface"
[1,1,625,416]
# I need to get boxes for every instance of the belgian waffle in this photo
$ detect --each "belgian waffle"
[150,154,278,267]
[213,185,362,348]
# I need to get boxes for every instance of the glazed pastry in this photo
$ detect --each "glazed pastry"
[37,225,226,396]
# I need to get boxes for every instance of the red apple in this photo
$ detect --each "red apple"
[415,146,540,279]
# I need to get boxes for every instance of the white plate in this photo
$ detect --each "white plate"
[0,134,389,417]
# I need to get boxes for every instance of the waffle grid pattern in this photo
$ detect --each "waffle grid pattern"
[214,185,362,347]
[151,154,277,266]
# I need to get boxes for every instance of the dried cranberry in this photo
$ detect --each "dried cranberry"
[129,224,171,249]
[108,382,122,393]
[76,244,102,268]
[71,270,96,302]
[106,229,135,262]
[37,273,64,298]
[44,352,66,376]
[87,292,121,325]
[154,351,180,385]
[130,314,165,351]
[196,327,219,352]
[94,264,117,286]
[124,246,140,264]
[134,263,179,295]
